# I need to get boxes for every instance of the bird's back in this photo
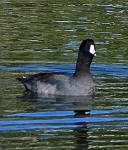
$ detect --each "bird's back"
[17,72,94,96]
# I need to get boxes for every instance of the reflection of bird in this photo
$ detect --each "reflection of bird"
[17,39,96,96]
[73,124,89,150]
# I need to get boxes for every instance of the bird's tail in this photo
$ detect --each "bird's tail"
[17,77,25,82]
[17,77,30,90]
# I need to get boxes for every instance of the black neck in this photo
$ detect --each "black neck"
[74,51,93,77]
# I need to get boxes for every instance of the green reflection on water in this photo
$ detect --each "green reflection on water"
[0,0,127,64]
[0,0,128,150]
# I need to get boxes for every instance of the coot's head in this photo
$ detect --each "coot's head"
[79,39,96,56]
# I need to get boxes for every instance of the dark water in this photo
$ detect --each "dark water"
[0,0,128,150]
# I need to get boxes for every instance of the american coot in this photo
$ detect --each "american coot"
[17,39,96,96]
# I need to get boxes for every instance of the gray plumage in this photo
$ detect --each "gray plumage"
[17,39,96,96]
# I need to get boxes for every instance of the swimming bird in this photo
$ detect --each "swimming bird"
[17,39,96,96]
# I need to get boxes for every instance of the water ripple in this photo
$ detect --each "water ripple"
[1,116,128,131]
[5,109,128,118]
[0,64,128,77]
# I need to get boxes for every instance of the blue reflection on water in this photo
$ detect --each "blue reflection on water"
[0,64,128,77]
[1,124,128,131]
[5,109,128,118]
[1,116,128,125]
[0,116,128,131]
[0,109,128,131]
[6,111,74,117]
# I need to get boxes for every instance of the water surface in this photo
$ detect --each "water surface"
[0,0,128,150]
